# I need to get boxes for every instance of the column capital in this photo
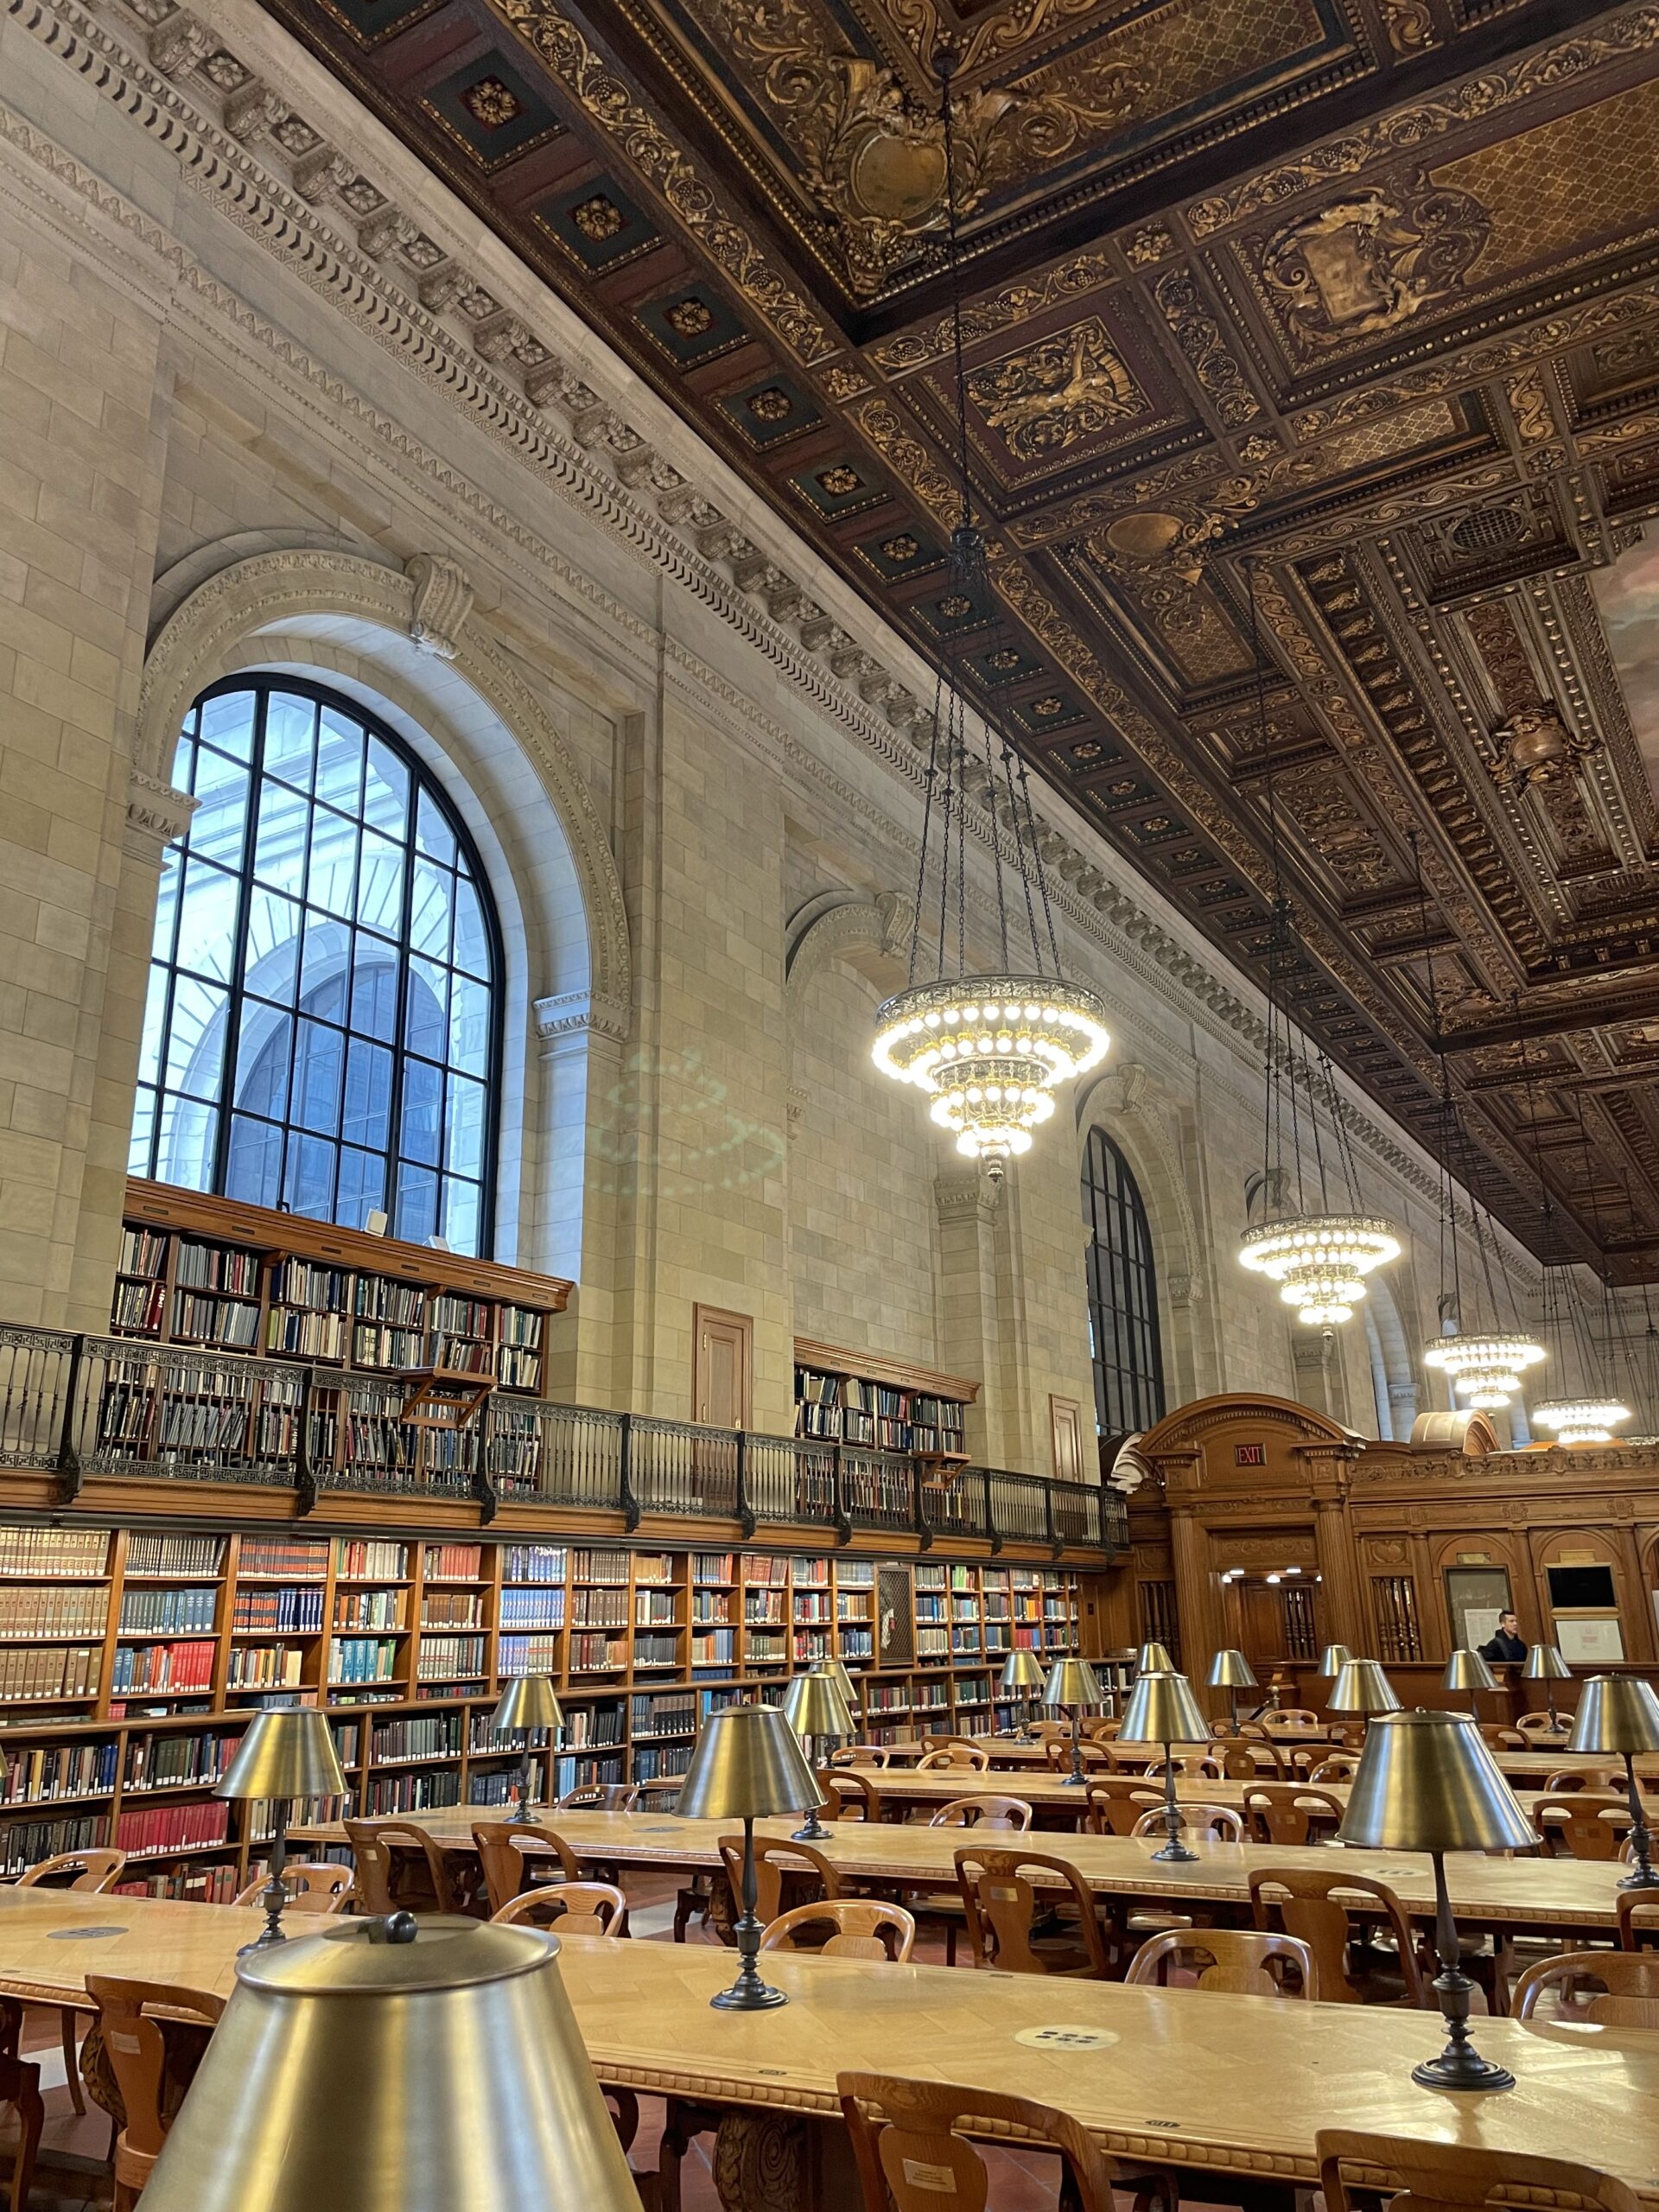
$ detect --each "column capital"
[125,769,197,860]
[533,987,630,1050]
[934,1166,1001,1225]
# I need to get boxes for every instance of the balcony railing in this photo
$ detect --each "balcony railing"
[0,1325,1126,1557]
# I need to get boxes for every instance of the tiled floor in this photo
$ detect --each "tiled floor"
[5,1876,1246,2210]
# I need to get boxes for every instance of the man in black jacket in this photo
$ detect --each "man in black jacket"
[1480,1611,1527,1663]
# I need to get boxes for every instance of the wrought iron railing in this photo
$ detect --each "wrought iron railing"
[0,1325,1125,1556]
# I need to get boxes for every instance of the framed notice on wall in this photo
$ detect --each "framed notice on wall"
[1444,1565,1512,1654]
[1555,1616,1625,1664]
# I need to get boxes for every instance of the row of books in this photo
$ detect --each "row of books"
[1,1740,119,1802]
[118,1863,242,1903]
[422,1590,483,1627]
[364,1769,461,1815]
[242,1536,329,1579]
[124,1732,234,1792]
[176,1240,260,1296]
[118,1225,168,1278]
[569,1635,625,1672]
[233,1586,324,1632]
[111,1640,215,1692]
[0,1586,109,1639]
[503,1545,567,1585]
[499,1634,561,1678]
[126,1533,225,1578]
[329,1637,400,1685]
[266,1308,346,1359]
[227,1644,304,1688]
[634,1592,677,1626]
[571,1591,629,1627]
[120,1587,218,1633]
[0,1813,110,1876]
[116,1799,231,1857]
[571,1550,630,1586]
[416,1636,486,1681]
[0,1527,109,1579]
[425,1544,485,1581]
[334,1591,405,1630]
[172,1291,261,1347]
[372,1714,461,1762]
[335,1541,409,1580]
[631,1691,695,1738]
[499,1589,564,1628]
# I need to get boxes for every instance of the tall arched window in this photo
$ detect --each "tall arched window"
[1083,1128,1166,1439]
[130,678,501,1255]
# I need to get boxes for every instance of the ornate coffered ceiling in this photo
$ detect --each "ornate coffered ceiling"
[257,0,1659,1280]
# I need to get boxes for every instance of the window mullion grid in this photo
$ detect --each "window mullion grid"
[207,692,268,1203]
[384,771,420,1243]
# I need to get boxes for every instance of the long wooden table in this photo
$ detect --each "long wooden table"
[290,1805,1630,1936]
[3,1890,1656,2209]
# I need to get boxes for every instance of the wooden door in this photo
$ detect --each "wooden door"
[1049,1395,1084,1484]
[693,1305,753,1430]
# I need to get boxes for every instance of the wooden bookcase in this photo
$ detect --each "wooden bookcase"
[0,1514,1082,1895]
[792,1338,976,1463]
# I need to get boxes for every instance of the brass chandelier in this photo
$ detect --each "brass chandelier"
[873,54,1109,1177]
[1236,563,1400,1327]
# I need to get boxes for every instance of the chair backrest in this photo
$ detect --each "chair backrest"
[829,1745,889,1769]
[953,1846,1112,1978]
[1532,1793,1630,1861]
[1317,2128,1641,2212]
[18,1848,126,1892]
[928,1794,1033,1831]
[1028,1720,1070,1745]
[760,1900,916,1962]
[1126,1926,1318,1999]
[1272,1709,1320,1729]
[1249,1866,1425,2005]
[1511,1948,1659,2025]
[232,1862,353,1914]
[1217,1742,1265,1781]
[1243,1783,1346,1847]
[1043,1737,1106,1775]
[1145,1753,1223,1782]
[821,1770,878,1821]
[469,1821,582,1916]
[557,1783,639,1812]
[1083,1777,1160,1836]
[718,1834,843,1924]
[1618,1892,1659,1951]
[86,1978,225,2169]
[342,1818,456,1915]
[1516,1711,1573,1738]
[1308,1756,1359,1784]
[1131,1802,1243,1842]
[917,1744,989,1772]
[491,1880,627,1936]
[1542,1766,1622,1793]
[840,2073,1117,2212]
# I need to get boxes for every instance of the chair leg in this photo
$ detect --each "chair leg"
[0,2057,41,2212]
[60,2008,85,2114]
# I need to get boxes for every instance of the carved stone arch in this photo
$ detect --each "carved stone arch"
[783,892,913,1032]
[137,549,631,1017]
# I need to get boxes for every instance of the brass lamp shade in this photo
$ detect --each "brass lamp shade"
[1443,1648,1497,1693]
[815,1656,861,1710]
[781,1671,855,1742]
[1001,1649,1046,1691]
[1338,1709,1535,1854]
[1316,1643,1353,1679]
[140,1918,640,2212]
[1523,1643,1571,1684]
[491,1675,564,1737]
[1043,1656,1103,1708]
[1119,1669,1211,1748]
[1568,1675,1659,1756]
[1328,1658,1402,1715]
[1206,1649,1257,1690]
[676,1703,821,1821]
[1136,1641,1174,1675]
[216,1708,346,1804]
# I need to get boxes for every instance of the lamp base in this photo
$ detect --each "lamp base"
[792,1815,831,1841]
[1060,1771,1088,1787]
[1618,1864,1659,1890]
[238,1919,287,1955]
[711,1979,789,2012]
[1411,2050,1514,2094]
[1148,1839,1198,1863]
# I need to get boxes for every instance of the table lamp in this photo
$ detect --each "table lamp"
[490,1675,563,1815]
[1328,1658,1401,1718]
[1442,1648,1497,1712]
[817,1655,861,1730]
[1043,1656,1103,1786]
[1523,1643,1572,1734]
[677,1703,822,2010]
[1316,1643,1352,1681]
[216,1708,347,1948]
[1136,1641,1173,1675]
[1120,1669,1211,1862]
[140,1916,642,2212]
[1205,1648,1258,1735]
[780,1669,855,1840]
[1338,1708,1536,2092]
[1567,1675,1659,1889]
[1000,1648,1046,1738]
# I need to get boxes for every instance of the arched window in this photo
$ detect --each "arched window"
[130,678,501,1255]
[1083,1128,1166,1439]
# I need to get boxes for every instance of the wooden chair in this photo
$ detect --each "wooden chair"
[1042,1736,1108,1777]
[1215,1740,1273,1781]
[760,1900,916,1962]
[557,1783,639,1811]
[1317,2128,1640,2212]
[343,1816,475,1916]
[1532,1793,1630,1861]
[470,1820,582,1916]
[715,1834,844,1930]
[929,1794,1032,1831]
[917,1743,989,1772]
[1243,1781,1345,1846]
[1131,1802,1243,1842]
[840,2073,1168,2212]
[85,1976,226,2212]
[232,1862,353,1914]
[1308,1755,1359,1784]
[1232,1728,1289,1777]
[820,1770,878,1821]
[1511,1948,1659,2026]
[1618,1891,1659,1950]
[1145,1752,1223,1782]
[0,2011,41,2212]
[1516,1711,1576,1740]
[16,1847,127,2113]
[1543,1765,1622,1792]
[1249,1866,1427,2006]
[829,1744,889,1769]
[1126,1926,1318,1999]
[954,1845,1114,1979]
[1084,1777,1161,1836]
[1268,1708,1321,1729]
[491,1880,627,1936]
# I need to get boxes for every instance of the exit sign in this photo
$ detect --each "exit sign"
[1235,1443,1267,1467]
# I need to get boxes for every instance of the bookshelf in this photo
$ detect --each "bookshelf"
[792,1338,976,1464]
[0,1513,1086,1885]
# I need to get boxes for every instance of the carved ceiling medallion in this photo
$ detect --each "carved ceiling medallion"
[1258,171,1492,349]
[965,317,1143,461]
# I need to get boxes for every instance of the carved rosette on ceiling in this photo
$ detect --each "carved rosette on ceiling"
[1488,702,1600,789]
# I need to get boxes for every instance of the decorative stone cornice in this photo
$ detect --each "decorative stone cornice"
[533,988,630,1047]
[935,1167,1002,1224]
[124,768,196,855]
